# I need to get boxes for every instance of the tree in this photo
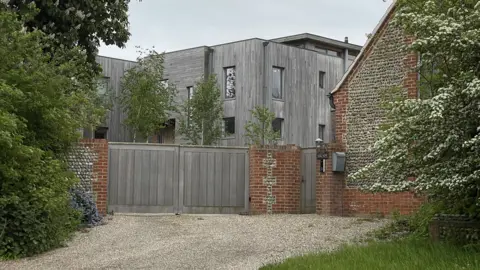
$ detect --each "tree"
[120,48,177,142]
[178,75,223,145]
[350,0,480,217]
[244,106,281,146]
[5,0,132,72]
[0,7,106,257]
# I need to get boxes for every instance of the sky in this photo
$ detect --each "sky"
[98,0,393,61]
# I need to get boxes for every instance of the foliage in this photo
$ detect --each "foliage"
[0,8,104,258]
[244,106,281,146]
[69,188,103,227]
[5,0,132,72]
[260,239,480,270]
[120,48,177,142]
[349,0,480,218]
[178,75,223,145]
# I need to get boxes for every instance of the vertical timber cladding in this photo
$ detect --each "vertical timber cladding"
[107,143,249,214]
[301,148,317,213]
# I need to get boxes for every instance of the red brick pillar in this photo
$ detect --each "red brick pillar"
[249,145,301,214]
[316,143,345,216]
[79,139,109,216]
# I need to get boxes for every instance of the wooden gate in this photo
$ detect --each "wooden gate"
[108,143,249,214]
[301,148,317,213]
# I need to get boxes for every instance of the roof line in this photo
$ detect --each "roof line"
[331,0,397,94]
[270,32,363,50]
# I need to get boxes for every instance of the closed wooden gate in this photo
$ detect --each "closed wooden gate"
[301,148,317,213]
[107,143,249,214]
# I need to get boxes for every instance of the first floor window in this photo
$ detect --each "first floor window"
[319,71,325,89]
[225,67,236,99]
[272,118,284,138]
[272,67,284,99]
[187,86,194,100]
[223,117,235,137]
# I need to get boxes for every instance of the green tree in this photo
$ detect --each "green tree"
[120,48,177,142]
[350,0,480,218]
[244,106,281,146]
[5,0,133,72]
[178,75,223,145]
[0,7,105,258]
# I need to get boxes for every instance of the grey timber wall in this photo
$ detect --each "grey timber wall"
[210,39,265,147]
[96,56,137,142]
[97,38,349,147]
[265,42,344,146]
[108,143,249,214]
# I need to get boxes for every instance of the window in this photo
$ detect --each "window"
[314,46,327,54]
[96,77,109,96]
[318,124,325,141]
[187,86,194,100]
[327,50,339,56]
[223,117,235,137]
[94,127,108,139]
[272,67,284,99]
[319,71,325,89]
[272,118,284,138]
[225,67,236,99]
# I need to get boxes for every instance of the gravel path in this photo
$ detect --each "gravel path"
[2,214,386,270]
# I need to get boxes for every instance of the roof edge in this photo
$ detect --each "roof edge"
[330,0,397,94]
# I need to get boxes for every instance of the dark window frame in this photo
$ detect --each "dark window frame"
[272,66,284,100]
[223,117,235,137]
[272,118,284,138]
[319,71,326,89]
[318,124,325,141]
[224,66,236,99]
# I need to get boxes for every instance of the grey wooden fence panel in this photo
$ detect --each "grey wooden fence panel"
[178,146,249,214]
[301,148,317,213]
[109,143,249,214]
[108,144,178,213]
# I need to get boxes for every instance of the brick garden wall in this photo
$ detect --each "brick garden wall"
[68,139,109,216]
[249,145,301,214]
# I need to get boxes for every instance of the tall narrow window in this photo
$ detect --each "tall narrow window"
[272,67,284,99]
[318,124,325,141]
[319,71,325,89]
[223,117,235,137]
[187,86,194,100]
[96,77,109,96]
[272,118,284,138]
[225,67,236,99]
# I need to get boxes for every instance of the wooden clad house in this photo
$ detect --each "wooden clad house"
[88,33,361,147]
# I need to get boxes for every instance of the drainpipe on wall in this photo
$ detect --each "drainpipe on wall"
[262,41,269,108]
[262,41,270,145]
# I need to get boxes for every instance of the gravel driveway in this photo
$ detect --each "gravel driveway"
[2,214,386,270]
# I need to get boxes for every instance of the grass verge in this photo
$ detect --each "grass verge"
[260,239,480,270]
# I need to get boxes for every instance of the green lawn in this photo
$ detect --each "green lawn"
[260,240,480,270]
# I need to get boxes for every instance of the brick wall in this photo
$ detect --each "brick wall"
[249,145,301,214]
[68,139,109,216]
[319,6,423,217]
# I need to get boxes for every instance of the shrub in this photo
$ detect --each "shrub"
[0,145,80,259]
[69,188,103,227]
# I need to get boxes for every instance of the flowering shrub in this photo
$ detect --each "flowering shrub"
[349,0,480,218]
[69,188,103,227]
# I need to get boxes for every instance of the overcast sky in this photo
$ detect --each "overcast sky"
[99,0,393,61]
